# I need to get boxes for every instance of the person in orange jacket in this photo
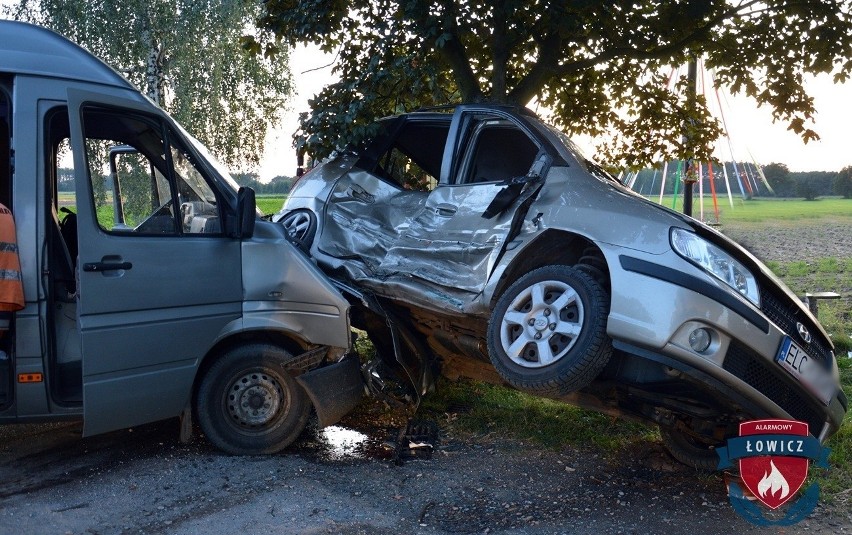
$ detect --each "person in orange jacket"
[0,202,24,334]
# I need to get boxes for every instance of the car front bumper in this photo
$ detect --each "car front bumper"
[604,249,846,441]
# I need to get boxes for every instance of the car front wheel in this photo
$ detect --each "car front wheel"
[487,265,612,397]
[196,344,311,455]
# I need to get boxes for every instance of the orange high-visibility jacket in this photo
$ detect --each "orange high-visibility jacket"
[0,203,24,311]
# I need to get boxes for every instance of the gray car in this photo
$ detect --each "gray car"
[276,105,846,469]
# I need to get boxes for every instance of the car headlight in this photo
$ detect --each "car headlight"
[670,228,760,306]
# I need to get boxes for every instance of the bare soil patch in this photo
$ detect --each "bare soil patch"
[720,218,852,264]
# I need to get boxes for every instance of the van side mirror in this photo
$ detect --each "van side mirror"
[236,187,256,238]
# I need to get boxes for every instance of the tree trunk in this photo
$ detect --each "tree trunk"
[490,4,509,103]
[142,13,165,106]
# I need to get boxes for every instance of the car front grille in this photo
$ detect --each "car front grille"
[722,341,826,436]
[760,288,833,368]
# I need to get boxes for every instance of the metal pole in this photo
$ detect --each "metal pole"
[683,59,698,217]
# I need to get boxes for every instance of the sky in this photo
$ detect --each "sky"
[261,45,852,180]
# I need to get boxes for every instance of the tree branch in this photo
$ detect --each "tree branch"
[509,0,773,104]
[507,31,562,105]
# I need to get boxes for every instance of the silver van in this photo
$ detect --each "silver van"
[0,21,363,454]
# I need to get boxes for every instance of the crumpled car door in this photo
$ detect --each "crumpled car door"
[379,109,547,300]
[316,168,430,269]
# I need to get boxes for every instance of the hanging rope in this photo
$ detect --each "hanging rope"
[712,83,748,199]
[707,162,721,222]
[748,149,775,194]
[672,160,683,210]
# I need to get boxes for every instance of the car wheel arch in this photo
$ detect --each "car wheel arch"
[489,229,610,310]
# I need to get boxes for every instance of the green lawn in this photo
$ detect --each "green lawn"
[256,194,285,216]
[651,195,852,223]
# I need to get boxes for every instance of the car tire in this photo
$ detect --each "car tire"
[196,344,311,455]
[487,265,612,397]
[280,209,317,252]
[659,427,721,471]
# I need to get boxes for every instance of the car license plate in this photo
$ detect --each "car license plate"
[775,337,835,406]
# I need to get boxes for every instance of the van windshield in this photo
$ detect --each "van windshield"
[173,121,241,194]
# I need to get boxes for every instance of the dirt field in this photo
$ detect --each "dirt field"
[720,218,852,264]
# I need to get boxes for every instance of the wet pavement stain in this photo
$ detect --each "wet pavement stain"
[294,424,397,463]
[293,419,440,464]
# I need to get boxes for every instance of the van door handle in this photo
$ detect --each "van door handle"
[435,203,457,216]
[83,261,133,272]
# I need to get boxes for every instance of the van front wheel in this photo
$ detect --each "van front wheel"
[196,344,311,455]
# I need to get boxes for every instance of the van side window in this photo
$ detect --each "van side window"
[81,106,221,235]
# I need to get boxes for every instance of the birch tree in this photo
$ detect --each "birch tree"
[9,0,292,170]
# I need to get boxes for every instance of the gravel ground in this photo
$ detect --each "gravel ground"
[0,413,849,535]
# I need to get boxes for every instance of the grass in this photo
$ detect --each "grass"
[418,379,657,453]
[256,194,285,216]
[763,258,852,354]
[650,195,852,223]
[819,358,852,500]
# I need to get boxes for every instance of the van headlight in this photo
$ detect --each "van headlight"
[670,228,760,306]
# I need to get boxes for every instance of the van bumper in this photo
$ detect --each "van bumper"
[296,355,364,428]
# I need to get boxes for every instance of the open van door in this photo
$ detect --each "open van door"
[66,89,243,435]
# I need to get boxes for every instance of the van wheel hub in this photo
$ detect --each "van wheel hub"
[227,372,284,427]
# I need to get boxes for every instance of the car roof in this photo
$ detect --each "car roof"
[0,20,134,90]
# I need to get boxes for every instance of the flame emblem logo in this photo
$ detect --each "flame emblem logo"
[757,460,790,500]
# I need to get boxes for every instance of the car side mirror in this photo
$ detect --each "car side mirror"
[236,187,256,239]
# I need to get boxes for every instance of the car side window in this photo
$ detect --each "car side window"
[460,121,539,185]
[374,122,449,192]
[81,106,221,235]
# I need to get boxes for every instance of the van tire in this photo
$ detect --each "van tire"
[196,344,311,455]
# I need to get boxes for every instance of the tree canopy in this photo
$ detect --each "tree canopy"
[8,0,292,170]
[253,0,852,170]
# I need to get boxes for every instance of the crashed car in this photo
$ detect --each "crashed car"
[275,104,847,469]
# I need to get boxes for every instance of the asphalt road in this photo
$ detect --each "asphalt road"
[0,413,849,535]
